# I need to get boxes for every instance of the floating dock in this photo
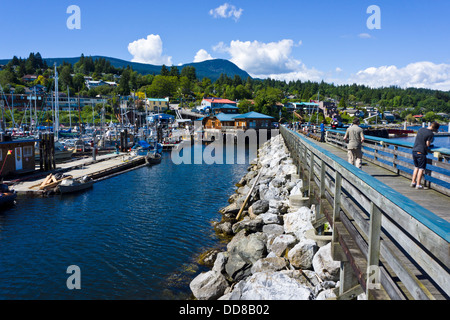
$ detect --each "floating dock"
[10,153,146,196]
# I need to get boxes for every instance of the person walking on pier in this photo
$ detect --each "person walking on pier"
[320,120,326,142]
[411,122,440,189]
[344,117,365,168]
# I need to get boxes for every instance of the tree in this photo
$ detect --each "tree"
[181,66,197,81]
[0,69,16,87]
[59,65,73,90]
[179,76,193,97]
[169,66,180,78]
[338,98,347,109]
[423,111,437,122]
[119,69,131,95]
[254,87,283,117]
[72,73,85,92]
[146,75,178,98]
[405,114,416,124]
[160,65,170,76]
[238,99,252,113]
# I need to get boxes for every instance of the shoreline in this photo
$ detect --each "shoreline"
[189,134,362,300]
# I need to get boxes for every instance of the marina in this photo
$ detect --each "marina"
[0,144,251,299]
[1,1,450,302]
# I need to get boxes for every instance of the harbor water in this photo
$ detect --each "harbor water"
[0,144,250,299]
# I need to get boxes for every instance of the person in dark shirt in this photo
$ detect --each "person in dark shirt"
[411,122,440,189]
[320,120,326,142]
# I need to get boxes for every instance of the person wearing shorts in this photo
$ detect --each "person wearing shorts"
[411,122,440,189]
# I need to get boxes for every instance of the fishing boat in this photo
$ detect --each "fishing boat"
[0,184,17,207]
[57,176,94,194]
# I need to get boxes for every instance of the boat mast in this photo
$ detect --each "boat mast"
[54,63,59,139]
[68,85,72,129]
[34,86,37,131]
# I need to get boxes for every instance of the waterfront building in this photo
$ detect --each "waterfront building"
[201,111,274,130]
[0,138,37,177]
[233,111,274,130]
[202,113,237,129]
[145,98,169,112]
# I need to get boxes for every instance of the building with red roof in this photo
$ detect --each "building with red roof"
[200,97,238,114]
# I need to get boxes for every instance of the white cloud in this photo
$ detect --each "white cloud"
[215,39,301,75]
[128,34,172,65]
[258,66,325,83]
[358,33,372,39]
[212,38,324,82]
[209,3,243,21]
[349,61,450,90]
[194,49,213,62]
[212,37,450,91]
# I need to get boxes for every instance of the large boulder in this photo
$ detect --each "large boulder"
[250,257,288,274]
[190,270,229,300]
[220,202,240,215]
[287,239,318,270]
[227,272,312,300]
[258,212,281,225]
[283,207,316,240]
[225,232,267,281]
[262,224,285,237]
[312,242,340,281]
[267,234,297,257]
[316,289,337,300]
[248,200,270,216]
[232,216,264,234]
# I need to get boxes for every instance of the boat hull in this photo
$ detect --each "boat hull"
[146,153,162,165]
[58,180,94,194]
[0,192,17,207]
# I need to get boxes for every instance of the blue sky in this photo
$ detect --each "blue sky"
[1,0,450,90]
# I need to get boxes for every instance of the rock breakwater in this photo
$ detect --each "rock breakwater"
[189,134,342,300]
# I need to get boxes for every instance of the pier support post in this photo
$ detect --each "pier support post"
[366,201,382,299]
[316,159,326,223]
[331,171,346,261]
[39,133,43,171]
[336,261,363,300]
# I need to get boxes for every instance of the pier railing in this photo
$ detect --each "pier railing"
[326,129,450,196]
[280,125,450,300]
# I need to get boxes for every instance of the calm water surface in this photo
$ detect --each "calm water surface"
[0,145,250,299]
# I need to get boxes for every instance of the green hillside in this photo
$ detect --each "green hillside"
[0,56,251,81]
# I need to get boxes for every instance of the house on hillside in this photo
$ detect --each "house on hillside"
[85,80,117,89]
[200,98,237,114]
[145,98,169,112]
[22,75,38,83]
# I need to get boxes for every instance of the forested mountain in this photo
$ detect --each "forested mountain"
[0,55,250,82]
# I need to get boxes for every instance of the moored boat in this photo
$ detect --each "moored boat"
[146,151,162,165]
[0,184,17,207]
[57,176,94,194]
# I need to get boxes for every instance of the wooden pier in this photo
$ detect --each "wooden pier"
[10,152,146,195]
[280,126,449,300]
